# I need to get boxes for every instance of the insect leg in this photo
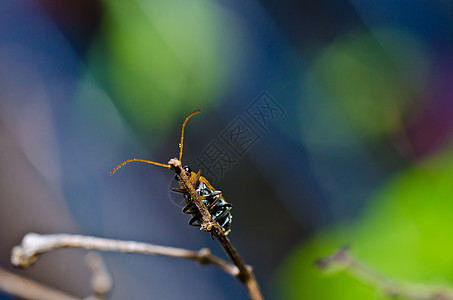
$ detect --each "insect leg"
[188,214,203,226]
[212,203,233,222]
[183,203,199,214]
[194,170,202,187]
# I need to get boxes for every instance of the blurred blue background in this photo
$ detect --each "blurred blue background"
[0,0,452,299]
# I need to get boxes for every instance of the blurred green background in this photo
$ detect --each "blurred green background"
[0,0,452,299]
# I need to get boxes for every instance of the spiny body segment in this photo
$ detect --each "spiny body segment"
[173,166,233,235]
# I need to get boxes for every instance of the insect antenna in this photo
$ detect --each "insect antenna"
[111,158,169,175]
[111,110,200,175]
[179,109,201,162]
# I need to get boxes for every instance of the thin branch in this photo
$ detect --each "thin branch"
[11,232,239,278]
[316,247,453,300]
[168,158,263,300]
[0,267,82,300]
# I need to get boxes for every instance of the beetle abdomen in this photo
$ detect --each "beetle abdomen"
[180,176,233,235]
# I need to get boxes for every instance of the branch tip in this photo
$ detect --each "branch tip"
[85,252,112,296]
[315,246,351,273]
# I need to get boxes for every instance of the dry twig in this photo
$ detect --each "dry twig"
[11,233,239,277]
[0,267,81,300]
[168,158,263,300]
[316,247,453,300]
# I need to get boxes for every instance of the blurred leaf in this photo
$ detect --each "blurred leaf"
[89,0,243,138]
[311,28,428,139]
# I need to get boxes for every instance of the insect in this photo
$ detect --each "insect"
[111,110,233,235]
